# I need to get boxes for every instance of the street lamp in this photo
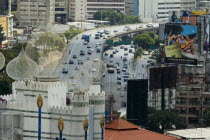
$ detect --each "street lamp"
[37,94,43,140]
[100,115,105,140]
[57,117,65,140]
[83,117,88,140]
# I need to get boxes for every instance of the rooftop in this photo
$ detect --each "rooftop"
[105,118,180,140]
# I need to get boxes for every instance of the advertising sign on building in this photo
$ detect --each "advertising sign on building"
[164,24,198,65]
[169,10,206,25]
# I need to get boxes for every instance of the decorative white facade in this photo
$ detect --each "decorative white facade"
[0,79,105,140]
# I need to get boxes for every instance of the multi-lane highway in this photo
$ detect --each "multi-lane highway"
[59,23,158,109]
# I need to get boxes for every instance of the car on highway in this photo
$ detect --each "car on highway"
[124,52,128,56]
[109,59,113,63]
[117,76,121,80]
[123,64,128,68]
[78,60,83,65]
[129,49,133,53]
[114,30,118,32]
[90,48,94,52]
[113,51,116,54]
[123,57,127,61]
[103,73,106,77]
[120,46,124,49]
[107,64,114,68]
[75,67,79,70]
[117,70,121,74]
[124,47,128,51]
[104,52,108,56]
[96,48,101,53]
[87,45,91,48]
[122,68,126,72]
[62,68,68,74]
[80,50,85,55]
[88,50,92,55]
[103,36,107,39]
[115,49,119,52]
[146,23,153,27]
[116,62,120,66]
[107,35,111,37]
[116,67,120,70]
[84,41,88,45]
[73,55,77,59]
[69,60,74,64]
[124,78,129,82]
[96,42,101,45]
[108,67,114,73]
[110,54,113,58]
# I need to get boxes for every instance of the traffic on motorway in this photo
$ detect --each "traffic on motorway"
[60,23,158,109]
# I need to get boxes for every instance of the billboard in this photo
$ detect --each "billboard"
[164,24,198,65]
[169,10,206,25]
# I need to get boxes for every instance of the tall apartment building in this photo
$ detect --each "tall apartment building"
[87,0,125,19]
[175,61,210,125]
[68,0,87,22]
[139,0,196,22]
[125,0,139,16]
[197,0,210,11]
[17,0,55,27]
[55,0,68,23]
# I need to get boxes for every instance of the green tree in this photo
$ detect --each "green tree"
[11,11,18,21]
[134,47,143,59]
[64,29,83,43]
[93,11,140,25]
[0,78,12,95]
[147,108,187,133]
[133,33,155,49]
[204,111,210,126]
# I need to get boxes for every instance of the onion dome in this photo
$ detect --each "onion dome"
[6,48,40,80]
[0,52,5,70]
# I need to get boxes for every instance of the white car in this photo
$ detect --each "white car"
[146,23,153,27]
[96,42,101,45]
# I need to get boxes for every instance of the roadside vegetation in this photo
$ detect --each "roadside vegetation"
[133,31,159,59]
[61,26,83,43]
[93,10,141,25]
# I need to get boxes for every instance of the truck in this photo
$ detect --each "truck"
[82,35,90,42]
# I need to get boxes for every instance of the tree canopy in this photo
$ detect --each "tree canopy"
[147,108,187,133]
[133,33,155,49]
[93,11,140,25]
[0,25,5,42]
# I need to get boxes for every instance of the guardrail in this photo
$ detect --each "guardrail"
[107,27,159,40]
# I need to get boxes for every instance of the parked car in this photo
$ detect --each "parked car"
[88,50,92,55]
